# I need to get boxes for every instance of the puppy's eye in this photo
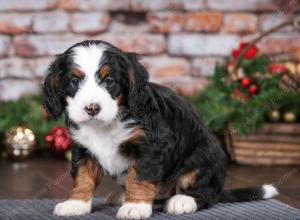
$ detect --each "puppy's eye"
[104,77,115,86]
[71,78,80,87]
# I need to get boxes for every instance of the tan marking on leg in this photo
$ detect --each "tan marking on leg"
[99,65,110,78]
[69,159,103,202]
[125,165,157,203]
[177,169,198,191]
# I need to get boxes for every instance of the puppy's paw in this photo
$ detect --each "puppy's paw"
[105,189,125,206]
[166,195,197,215]
[53,199,91,216]
[117,203,152,219]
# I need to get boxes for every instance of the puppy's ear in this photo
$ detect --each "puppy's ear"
[126,52,149,110]
[43,54,65,118]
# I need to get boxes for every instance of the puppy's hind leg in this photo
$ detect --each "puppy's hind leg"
[166,167,224,215]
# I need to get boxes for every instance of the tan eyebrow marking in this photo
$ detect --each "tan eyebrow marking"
[72,68,84,79]
[99,65,110,78]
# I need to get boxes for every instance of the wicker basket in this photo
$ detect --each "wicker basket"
[226,18,300,165]
[227,124,300,165]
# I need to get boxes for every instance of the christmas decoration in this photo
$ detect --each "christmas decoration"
[268,110,281,122]
[240,77,251,88]
[248,84,258,95]
[283,112,297,123]
[268,63,288,74]
[194,40,300,135]
[280,72,300,93]
[0,95,64,149]
[232,43,258,60]
[44,127,71,156]
[4,127,35,160]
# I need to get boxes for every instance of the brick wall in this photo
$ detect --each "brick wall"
[0,0,299,100]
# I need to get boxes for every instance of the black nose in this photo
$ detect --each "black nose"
[85,103,101,116]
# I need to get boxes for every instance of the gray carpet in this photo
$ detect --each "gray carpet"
[0,199,299,220]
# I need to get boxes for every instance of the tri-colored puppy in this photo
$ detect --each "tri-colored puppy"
[43,40,278,219]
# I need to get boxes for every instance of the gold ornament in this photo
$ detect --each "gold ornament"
[268,110,281,122]
[283,112,297,123]
[65,150,72,162]
[4,127,35,160]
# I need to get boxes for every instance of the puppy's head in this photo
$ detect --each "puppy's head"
[43,40,148,124]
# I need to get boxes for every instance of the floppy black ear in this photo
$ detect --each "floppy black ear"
[43,55,65,119]
[126,52,149,111]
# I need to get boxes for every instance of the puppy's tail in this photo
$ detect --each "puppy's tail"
[218,184,279,203]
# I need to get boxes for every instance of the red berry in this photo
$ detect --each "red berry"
[248,84,258,94]
[240,77,251,88]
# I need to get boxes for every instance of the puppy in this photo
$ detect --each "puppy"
[43,40,278,219]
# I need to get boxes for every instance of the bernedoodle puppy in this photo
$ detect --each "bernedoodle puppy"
[43,40,278,219]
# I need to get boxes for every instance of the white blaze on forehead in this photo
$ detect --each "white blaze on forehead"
[72,44,107,76]
[66,43,119,124]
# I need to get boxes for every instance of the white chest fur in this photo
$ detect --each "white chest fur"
[70,120,133,176]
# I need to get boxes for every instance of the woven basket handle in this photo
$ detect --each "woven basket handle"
[232,17,300,75]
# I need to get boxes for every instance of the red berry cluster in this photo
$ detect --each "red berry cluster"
[44,127,71,155]
[240,77,258,95]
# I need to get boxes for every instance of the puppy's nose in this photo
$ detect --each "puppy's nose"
[85,103,101,116]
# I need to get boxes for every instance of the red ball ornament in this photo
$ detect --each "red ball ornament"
[45,127,71,155]
[248,84,258,94]
[240,77,251,88]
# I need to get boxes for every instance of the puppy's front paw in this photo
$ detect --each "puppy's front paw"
[117,203,152,219]
[53,199,92,216]
[166,195,197,215]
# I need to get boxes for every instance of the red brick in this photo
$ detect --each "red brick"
[0,36,10,57]
[156,76,208,97]
[184,12,222,32]
[71,13,110,34]
[147,12,183,33]
[207,0,258,11]
[168,34,239,56]
[109,20,150,33]
[259,14,293,32]
[33,11,69,33]
[257,33,300,54]
[192,58,222,77]
[223,13,258,33]
[0,13,32,34]
[0,57,52,78]
[182,0,205,11]
[130,0,182,11]
[13,34,85,57]
[258,0,300,12]
[141,56,190,78]
[0,0,56,11]
[0,79,39,101]
[56,0,130,11]
[99,34,166,55]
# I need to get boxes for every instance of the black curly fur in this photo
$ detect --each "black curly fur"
[43,40,273,210]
